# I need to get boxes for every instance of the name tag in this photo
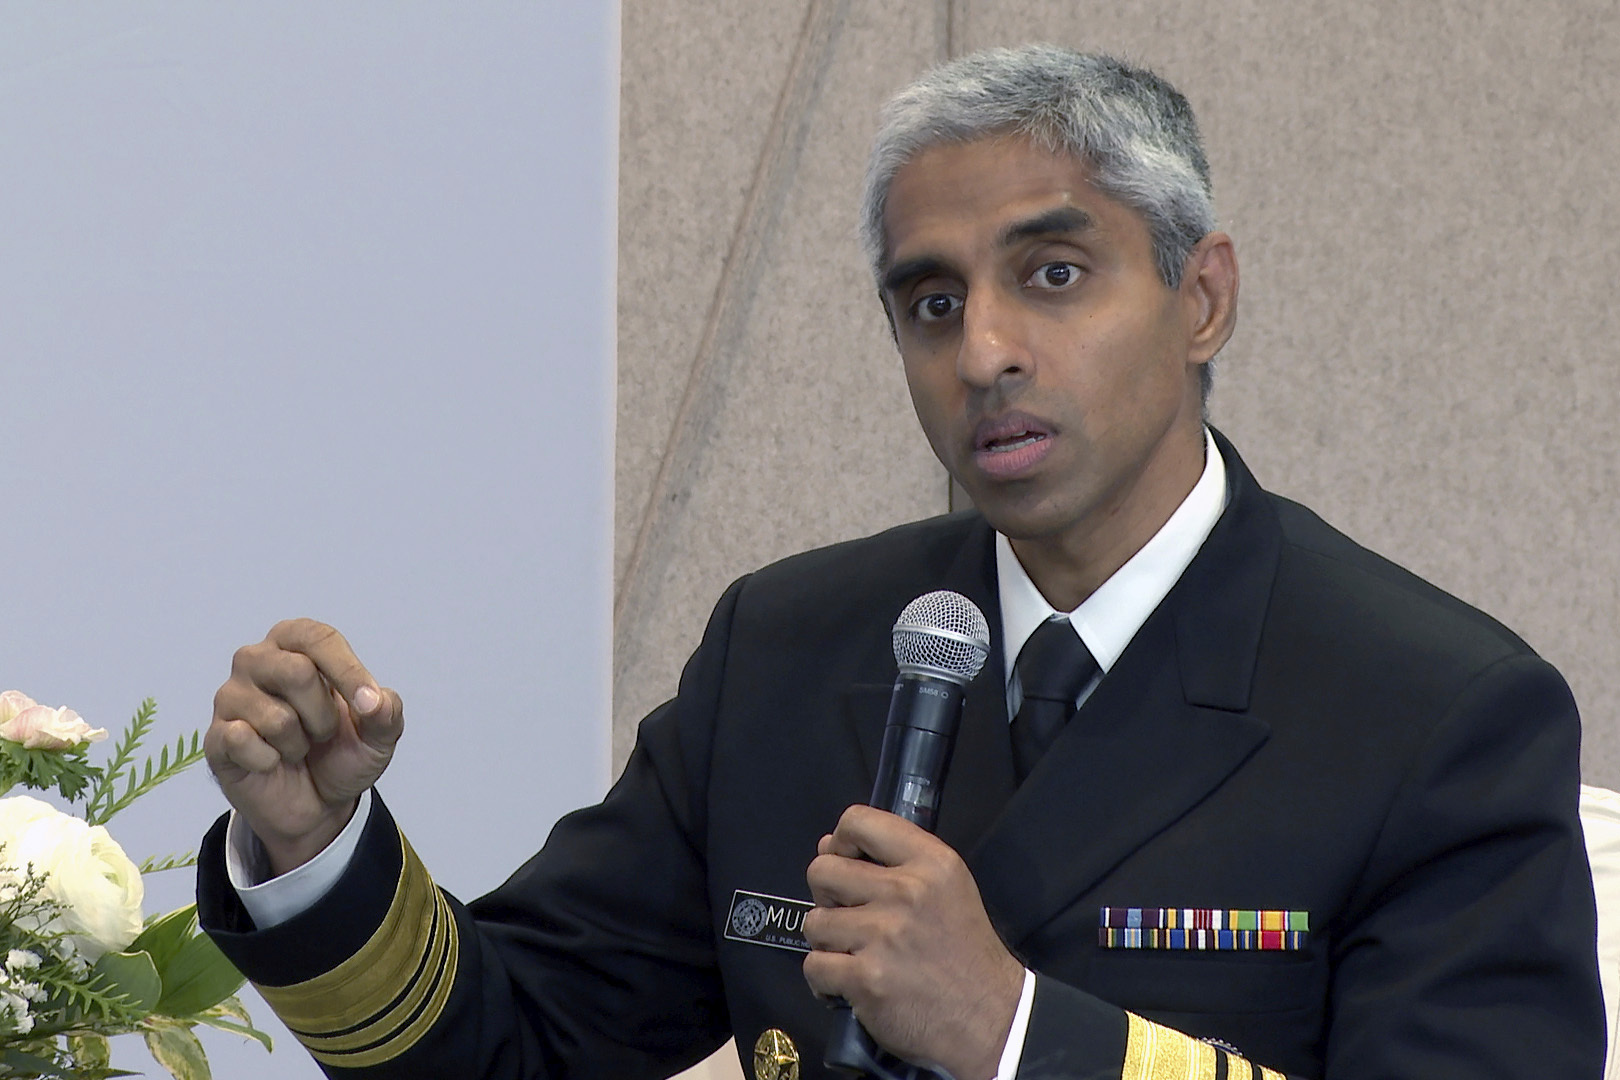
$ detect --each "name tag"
[724,890,815,953]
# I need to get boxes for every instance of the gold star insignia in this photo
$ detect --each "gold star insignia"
[753,1027,800,1080]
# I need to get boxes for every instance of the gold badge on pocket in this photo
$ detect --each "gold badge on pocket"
[753,1028,799,1080]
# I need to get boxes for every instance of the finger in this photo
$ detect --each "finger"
[829,804,937,866]
[235,642,342,743]
[802,948,862,1004]
[802,903,879,955]
[208,717,284,775]
[806,851,890,908]
[265,618,384,717]
[203,718,240,777]
[214,680,311,762]
[821,826,863,860]
[351,687,406,752]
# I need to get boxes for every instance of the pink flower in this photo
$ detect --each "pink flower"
[0,692,108,751]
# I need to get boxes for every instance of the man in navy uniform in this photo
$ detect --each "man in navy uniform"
[199,45,1604,1079]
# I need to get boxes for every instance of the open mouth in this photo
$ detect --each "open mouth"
[971,416,1055,478]
[983,431,1047,453]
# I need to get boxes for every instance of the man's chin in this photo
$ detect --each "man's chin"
[960,490,1060,542]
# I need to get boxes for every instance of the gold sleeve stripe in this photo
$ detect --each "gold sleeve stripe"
[1122,1012,1219,1080]
[306,887,462,1068]
[297,887,453,1054]
[252,831,461,1068]
[1121,1013,1287,1080]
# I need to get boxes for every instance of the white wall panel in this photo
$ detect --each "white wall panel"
[0,5,617,1077]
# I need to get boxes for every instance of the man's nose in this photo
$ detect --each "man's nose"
[957,289,1030,389]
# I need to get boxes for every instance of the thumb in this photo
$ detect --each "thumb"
[350,686,406,752]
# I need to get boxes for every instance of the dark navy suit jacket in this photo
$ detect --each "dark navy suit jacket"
[200,431,1604,1079]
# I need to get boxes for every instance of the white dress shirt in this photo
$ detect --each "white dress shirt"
[230,430,1229,1080]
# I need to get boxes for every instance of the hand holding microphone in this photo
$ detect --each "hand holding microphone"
[803,593,1024,1080]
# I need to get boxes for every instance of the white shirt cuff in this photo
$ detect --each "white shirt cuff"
[993,967,1037,1080]
[225,789,374,929]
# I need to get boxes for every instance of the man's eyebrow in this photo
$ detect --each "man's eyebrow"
[879,208,1096,294]
[1000,206,1095,247]
[880,256,953,296]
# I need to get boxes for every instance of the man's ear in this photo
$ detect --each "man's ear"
[1182,232,1239,365]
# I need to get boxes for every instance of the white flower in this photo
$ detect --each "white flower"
[5,950,39,971]
[0,981,34,1035]
[0,691,108,750]
[0,796,144,960]
[0,691,36,726]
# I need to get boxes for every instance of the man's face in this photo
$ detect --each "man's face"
[880,134,1224,578]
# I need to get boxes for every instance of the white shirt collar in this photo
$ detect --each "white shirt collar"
[996,428,1229,688]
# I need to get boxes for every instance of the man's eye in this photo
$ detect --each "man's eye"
[1027,262,1080,290]
[912,294,963,323]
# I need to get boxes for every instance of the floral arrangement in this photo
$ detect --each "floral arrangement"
[0,691,268,1079]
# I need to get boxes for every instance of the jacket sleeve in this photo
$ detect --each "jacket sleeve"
[197,578,749,1080]
[1011,654,1604,1080]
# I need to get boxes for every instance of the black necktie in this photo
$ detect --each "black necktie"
[1010,618,1098,781]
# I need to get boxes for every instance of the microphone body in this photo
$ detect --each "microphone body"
[824,591,989,1080]
[870,673,965,832]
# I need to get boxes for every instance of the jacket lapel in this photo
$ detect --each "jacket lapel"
[970,431,1284,948]
[968,620,1270,950]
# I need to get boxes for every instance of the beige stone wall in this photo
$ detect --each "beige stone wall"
[614,0,953,772]
[619,4,1620,1078]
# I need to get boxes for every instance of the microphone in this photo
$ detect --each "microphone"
[825,590,991,1079]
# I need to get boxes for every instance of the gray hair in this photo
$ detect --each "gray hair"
[860,45,1217,290]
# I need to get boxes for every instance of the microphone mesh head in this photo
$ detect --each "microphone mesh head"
[891,590,991,684]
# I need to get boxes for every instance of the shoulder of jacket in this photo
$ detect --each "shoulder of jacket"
[725,510,984,633]
[1266,492,1534,663]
